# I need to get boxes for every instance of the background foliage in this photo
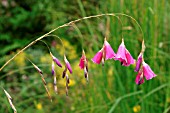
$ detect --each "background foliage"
[0,0,170,113]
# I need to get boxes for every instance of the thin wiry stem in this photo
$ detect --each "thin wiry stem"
[116,13,145,40]
[71,24,84,51]
[45,34,65,54]
[105,15,124,40]
[115,16,124,39]
[0,13,144,72]
[39,40,52,54]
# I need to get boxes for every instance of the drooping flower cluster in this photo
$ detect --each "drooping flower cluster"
[49,49,73,95]
[82,37,156,85]
[27,50,73,97]
[78,38,135,82]
[91,38,134,66]
[27,37,156,101]
[134,40,156,85]
[39,51,72,96]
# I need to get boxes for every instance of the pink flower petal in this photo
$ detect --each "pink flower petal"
[53,56,62,68]
[64,55,72,74]
[135,71,144,85]
[143,62,156,80]
[115,39,134,66]
[50,53,62,68]
[134,53,143,72]
[79,55,85,69]
[91,49,103,64]
[122,49,135,66]
[115,40,127,63]
[104,40,116,60]
[66,62,72,74]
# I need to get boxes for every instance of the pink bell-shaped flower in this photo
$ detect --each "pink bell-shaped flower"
[79,50,88,69]
[142,61,157,80]
[115,39,135,66]
[135,61,156,85]
[135,40,156,85]
[79,56,85,69]
[92,38,116,65]
[79,50,89,81]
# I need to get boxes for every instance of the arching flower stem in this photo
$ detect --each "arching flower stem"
[0,13,144,72]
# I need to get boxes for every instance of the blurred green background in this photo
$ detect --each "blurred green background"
[0,0,170,113]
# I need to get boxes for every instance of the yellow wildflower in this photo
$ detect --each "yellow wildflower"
[133,105,141,113]
[36,103,42,110]
[68,79,75,87]
[58,78,75,87]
